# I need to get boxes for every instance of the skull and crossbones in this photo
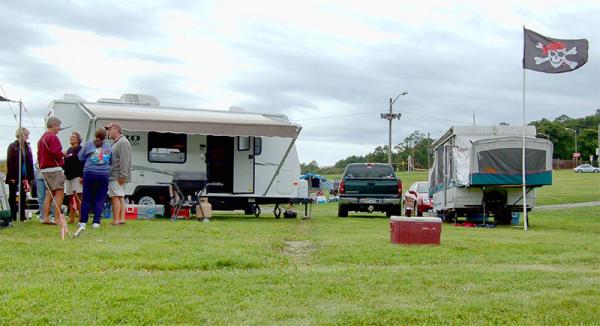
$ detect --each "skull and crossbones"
[534,41,578,69]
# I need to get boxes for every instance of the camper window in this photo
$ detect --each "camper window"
[237,136,250,151]
[148,132,187,164]
[254,137,262,156]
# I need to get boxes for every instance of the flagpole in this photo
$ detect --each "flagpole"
[522,61,528,231]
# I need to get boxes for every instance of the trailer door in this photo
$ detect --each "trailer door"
[233,136,255,194]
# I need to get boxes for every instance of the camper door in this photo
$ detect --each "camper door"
[233,136,255,194]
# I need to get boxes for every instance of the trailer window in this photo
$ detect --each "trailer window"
[254,137,262,156]
[148,132,187,164]
[478,148,546,174]
[237,136,250,151]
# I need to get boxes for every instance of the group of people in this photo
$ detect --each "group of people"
[6,117,132,233]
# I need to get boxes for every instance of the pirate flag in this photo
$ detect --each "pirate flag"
[523,28,588,73]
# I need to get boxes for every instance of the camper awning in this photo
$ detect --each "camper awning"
[81,103,302,138]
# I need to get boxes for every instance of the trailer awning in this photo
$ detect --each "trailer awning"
[81,103,302,138]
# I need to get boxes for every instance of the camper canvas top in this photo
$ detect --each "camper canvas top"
[56,95,301,139]
[432,125,537,149]
[429,125,552,188]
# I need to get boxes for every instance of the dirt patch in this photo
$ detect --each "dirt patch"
[282,240,316,264]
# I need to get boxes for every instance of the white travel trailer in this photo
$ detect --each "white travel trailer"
[429,126,553,224]
[47,94,308,217]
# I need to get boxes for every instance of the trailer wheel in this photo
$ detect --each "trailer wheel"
[338,204,348,218]
[273,205,282,219]
[254,205,261,218]
[493,209,511,225]
[443,211,456,223]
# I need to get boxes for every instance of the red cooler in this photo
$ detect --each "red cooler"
[390,216,442,245]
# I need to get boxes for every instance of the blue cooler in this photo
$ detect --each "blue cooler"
[511,212,520,225]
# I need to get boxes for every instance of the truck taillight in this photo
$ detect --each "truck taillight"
[339,180,345,194]
[397,180,402,195]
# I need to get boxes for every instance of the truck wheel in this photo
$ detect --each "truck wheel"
[338,204,348,218]
[386,206,402,217]
[404,206,412,217]
[415,204,423,217]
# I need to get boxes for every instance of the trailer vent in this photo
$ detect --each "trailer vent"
[121,94,160,107]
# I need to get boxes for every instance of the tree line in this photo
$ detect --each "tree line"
[302,110,600,175]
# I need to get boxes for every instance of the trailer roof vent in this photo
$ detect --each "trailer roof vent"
[61,94,86,103]
[97,98,125,104]
[121,94,160,107]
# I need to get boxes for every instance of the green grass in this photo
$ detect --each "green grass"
[536,169,600,205]
[1,204,599,324]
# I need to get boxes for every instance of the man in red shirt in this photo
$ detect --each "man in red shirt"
[37,117,66,225]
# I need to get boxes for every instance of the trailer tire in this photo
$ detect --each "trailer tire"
[338,204,348,218]
[443,211,456,223]
[253,205,261,218]
[493,209,511,225]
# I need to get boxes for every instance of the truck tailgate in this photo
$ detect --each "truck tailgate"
[343,178,398,196]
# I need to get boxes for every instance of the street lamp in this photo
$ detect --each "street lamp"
[565,128,578,164]
[0,95,24,223]
[381,91,407,165]
[537,132,550,140]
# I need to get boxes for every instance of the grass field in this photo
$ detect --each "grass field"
[1,203,599,324]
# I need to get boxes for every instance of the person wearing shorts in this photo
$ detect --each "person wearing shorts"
[64,131,84,224]
[107,123,131,225]
[37,117,65,225]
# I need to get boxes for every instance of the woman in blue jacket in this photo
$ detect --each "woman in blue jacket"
[76,128,112,232]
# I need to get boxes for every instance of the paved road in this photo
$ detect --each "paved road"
[535,201,600,211]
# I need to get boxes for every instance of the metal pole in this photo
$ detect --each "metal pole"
[17,101,23,223]
[575,130,578,165]
[388,97,392,165]
[427,132,430,169]
[522,68,528,231]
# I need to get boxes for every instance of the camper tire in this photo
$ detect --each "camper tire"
[253,205,261,218]
[493,209,511,225]
[338,204,348,218]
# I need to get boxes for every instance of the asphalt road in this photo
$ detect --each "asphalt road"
[535,201,600,211]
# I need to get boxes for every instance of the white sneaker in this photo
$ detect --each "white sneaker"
[73,223,86,237]
[92,223,101,229]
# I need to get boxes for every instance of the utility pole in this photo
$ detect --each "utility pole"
[427,132,430,169]
[381,91,407,165]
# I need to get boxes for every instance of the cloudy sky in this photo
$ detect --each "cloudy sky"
[1,0,598,166]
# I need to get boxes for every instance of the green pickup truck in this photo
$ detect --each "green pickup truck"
[338,163,403,217]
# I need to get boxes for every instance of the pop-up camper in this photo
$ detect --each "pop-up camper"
[429,126,553,224]
[47,94,308,217]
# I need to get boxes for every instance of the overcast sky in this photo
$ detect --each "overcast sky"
[1,0,598,166]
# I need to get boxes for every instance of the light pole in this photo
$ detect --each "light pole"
[538,132,550,140]
[0,95,24,223]
[565,128,578,165]
[381,91,407,165]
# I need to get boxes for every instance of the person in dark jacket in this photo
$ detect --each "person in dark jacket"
[6,127,34,221]
[63,131,84,224]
